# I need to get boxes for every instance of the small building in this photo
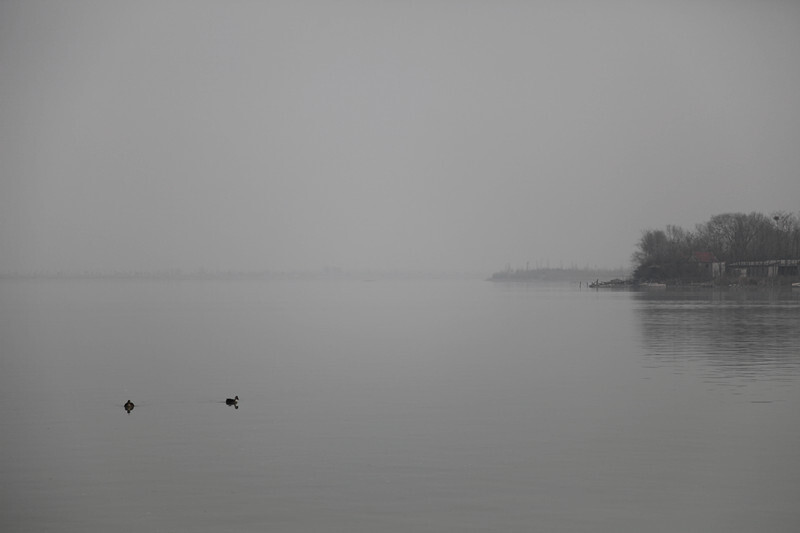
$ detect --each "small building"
[726,259,800,278]
[688,252,724,279]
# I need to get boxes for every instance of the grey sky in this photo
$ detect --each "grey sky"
[2,1,799,274]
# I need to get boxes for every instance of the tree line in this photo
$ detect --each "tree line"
[632,211,800,281]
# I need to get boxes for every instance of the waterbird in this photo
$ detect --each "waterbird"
[226,396,239,406]
[124,400,135,413]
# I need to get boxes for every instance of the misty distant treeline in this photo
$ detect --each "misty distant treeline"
[0,268,481,281]
[489,265,627,282]
[632,211,800,280]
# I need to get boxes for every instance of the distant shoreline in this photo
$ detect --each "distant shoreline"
[0,270,484,281]
[488,267,628,283]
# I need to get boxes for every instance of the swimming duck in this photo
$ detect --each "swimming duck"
[124,400,135,413]
[226,395,239,406]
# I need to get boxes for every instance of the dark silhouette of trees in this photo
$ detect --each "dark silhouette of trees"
[632,211,800,281]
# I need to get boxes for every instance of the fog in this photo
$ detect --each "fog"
[2,1,799,275]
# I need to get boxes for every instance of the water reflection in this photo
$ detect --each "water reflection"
[635,289,800,384]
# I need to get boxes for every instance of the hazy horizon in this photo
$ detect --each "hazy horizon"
[2,1,799,274]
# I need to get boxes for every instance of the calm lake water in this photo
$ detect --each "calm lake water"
[2,278,799,532]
